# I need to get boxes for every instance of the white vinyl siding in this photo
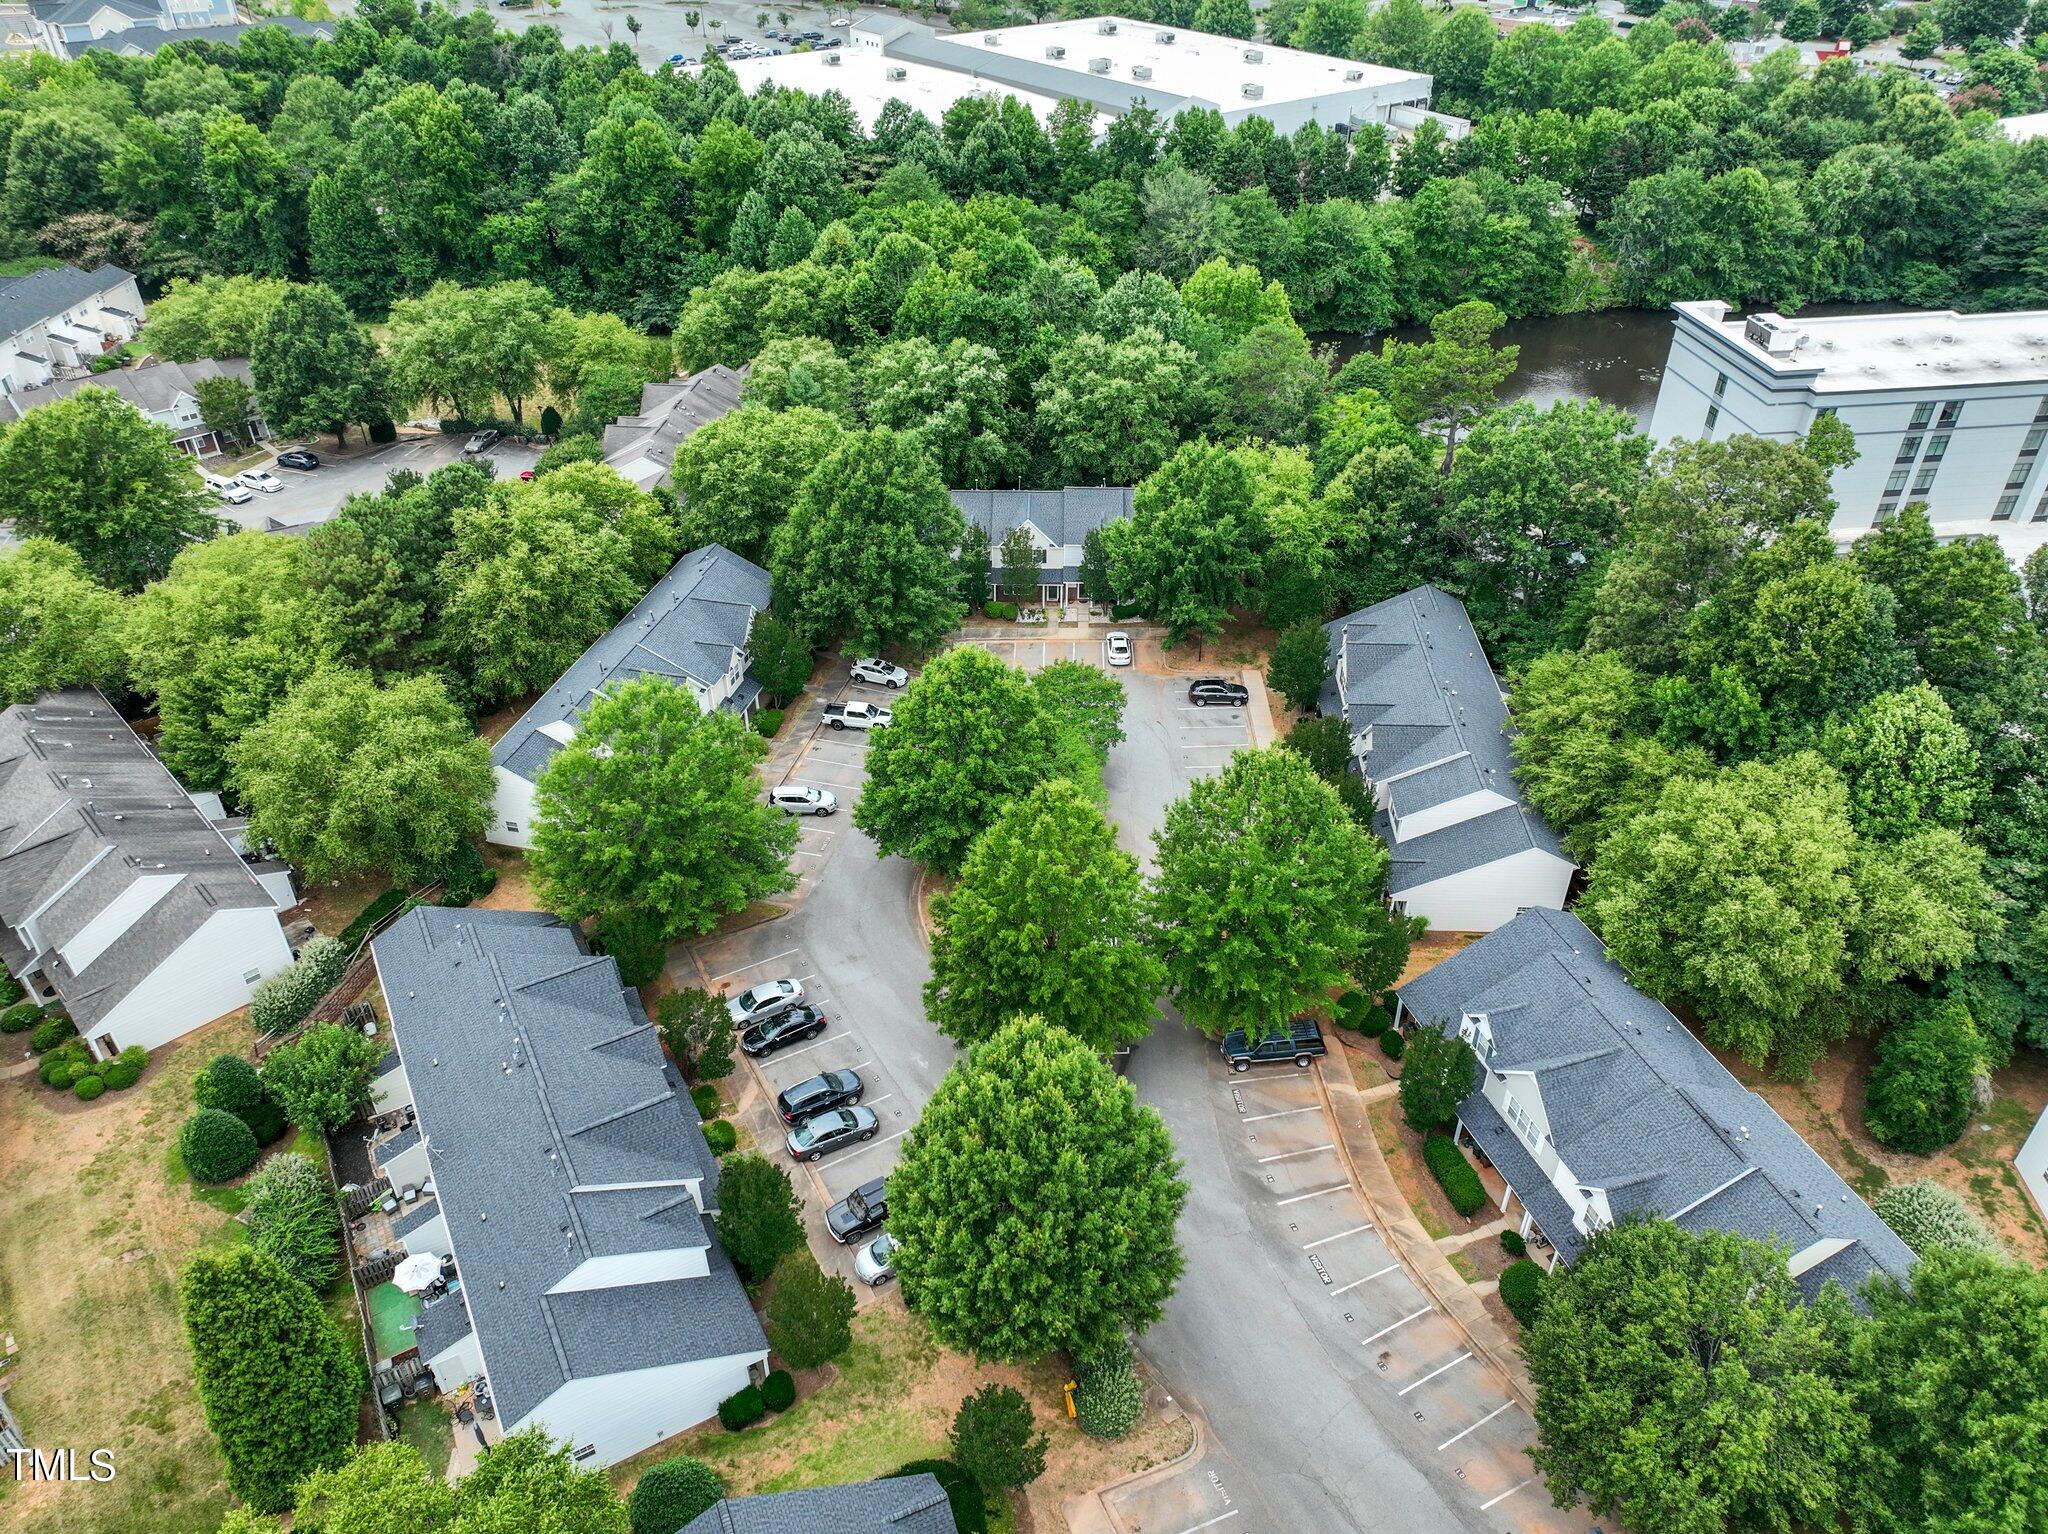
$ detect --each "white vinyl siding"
[89,906,293,1057]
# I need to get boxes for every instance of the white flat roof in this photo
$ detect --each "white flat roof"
[1674,300,2048,394]
[965,17,1428,108]
[2001,110,2048,144]
[706,49,1061,128]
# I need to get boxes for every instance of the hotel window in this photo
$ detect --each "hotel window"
[1703,405,1719,432]
[1713,373,1729,399]
[1926,432,1951,461]
[1937,400,1964,428]
[1911,402,1935,429]
[2023,427,2046,457]
[1887,470,1909,495]
[2012,464,2034,491]
[1913,466,1938,495]
[2035,494,2048,523]
[1874,499,1900,528]
[1896,435,1923,463]
[1995,495,2020,521]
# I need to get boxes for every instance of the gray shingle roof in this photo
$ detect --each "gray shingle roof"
[1322,587,1568,896]
[679,1475,959,1534]
[370,907,766,1427]
[0,356,252,422]
[27,0,154,24]
[62,16,334,53]
[950,486,1133,549]
[0,689,278,1029]
[600,365,747,490]
[490,544,772,786]
[1397,909,1915,1299]
[0,264,132,343]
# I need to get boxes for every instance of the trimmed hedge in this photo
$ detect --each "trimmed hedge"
[1360,1004,1392,1038]
[103,1059,143,1091]
[1,1000,42,1033]
[337,889,417,953]
[752,708,784,739]
[703,1120,738,1155]
[628,1456,725,1534]
[1499,1229,1527,1258]
[38,1039,91,1088]
[691,1084,722,1118]
[1378,1028,1405,1060]
[982,600,1018,621]
[717,1384,766,1431]
[761,1369,796,1411]
[1336,990,1368,1029]
[196,1053,287,1142]
[1423,1134,1487,1217]
[29,1015,76,1053]
[885,1460,988,1534]
[1499,1259,1547,1326]
[180,1108,261,1184]
[73,1075,105,1101]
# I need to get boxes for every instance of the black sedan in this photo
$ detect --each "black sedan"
[1188,678,1250,707]
[740,1003,826,1057]
[775,1068,863,1124]
[785,1105,878,1162]
[275,449,320,470]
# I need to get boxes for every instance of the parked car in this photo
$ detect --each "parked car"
[1220,1018,1328,1073]
[726,978,805,1026]
[822,700,892,730]
[821,37,841,47]
[741,1003,827,1058]
[768,784,838,817]
[1106,631,1133,667]
[826,1176,888,1242]
[236,469,283,494]
[850,658,909,688]
[1188,678,1250,707]
[786,1105,878,1162]
[203,472,252,505]
[775,1068,864,1124]
[667,51,688,63]
[853,1232,898,1286]
[798,28,823,38]
[463,429,500,455]
[275,448,320,470]
[722,32,743,41]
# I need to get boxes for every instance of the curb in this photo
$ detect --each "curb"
[1062,1396,1206,1534]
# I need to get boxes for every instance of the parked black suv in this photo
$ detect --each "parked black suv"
[826,1176,888,1243]
[1188,678,1250,707]
[1220,1018,1327,1072]
[775,1068,863,1124]
[740,1003,826,1057]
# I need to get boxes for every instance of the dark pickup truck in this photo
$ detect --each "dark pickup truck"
[1220,1018,1328,1072]
[826,1176,888,1243]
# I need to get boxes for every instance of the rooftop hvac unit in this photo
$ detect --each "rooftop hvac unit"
[983,32,999,42]
[1243,46,1263,63]
[1089,55,1112,73]
[1241,81,1264,98]
[1155,28,1176,42]
[1131,63,1152,80]
[1098,18,1118,32]
[1344,68,1363,81]
[1046,43,1065,57]
[885,65,906,79]
[825,50,842,64]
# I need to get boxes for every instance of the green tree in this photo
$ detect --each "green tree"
[863,336,1023,488]
[1033,327,1207,486]
[261,1022,385,1132]
[1149,746,1409,1040]
[0,539,125,703]
[455,1428,631,1532]
[140,274,291,362]
[763,1250,856,1369]
[667,406,844,564]
[926,778,1162,1052]
[231,669,492,886]
[251,284,390,448]
[1935,0,2025,43]
[741,336,856,420]
[292,1441,457,1534]
[854,645,1062,874]
[713,1153,805,1285]
[891,1016,1187,1360]
[951,1384,1048,1491]
[1863,999,1981,1153]
[1033,659,1128,764]
[196,373,259,450]
[745,612,812,706]
[1099,441,1267,647]
[997,523,1045,604]
[0,387,220,590]
[531,674,796,941]
[1821,684,1983,841]
[1524,1220,1862,1534]
[1267,619,1333,711]
[627,1458,724,1534]
[1872,1179,2002,1258]
[1398,1026,1478,1133]
[655,987,736,1082]
[770,428,967,653]
[1382,300,1519,470]
[181,1248,362,1512]
[1192,0,1256,35]
[299,519,425,673]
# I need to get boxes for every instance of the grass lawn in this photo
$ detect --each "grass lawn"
[0,1017,256,1534]
[394,1399,454,1481]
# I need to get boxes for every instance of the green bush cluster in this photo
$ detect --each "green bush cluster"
[1499,1258,1547,1326]
[250,934,349,1037]
[1361,1005,1392,1037]
[38,1037,91,1088]
[886,1460,988,1534]
[435,840,498,907]
[1500,1229,1527,1258]
[1864,1000,1979,1155]
[196,1053,287,1143]
[181,1107,261,1184]
[1,1000,42,1033]
[1378,1028,1406,1060]
[628,1456,725,1534]
[1074,1343,1145,1440]
[716,1384,766,1431]
[761,1369,796,1411]
[703,1120,738,1155]
[73,1074,105,1101]
[29,1014,76,1053]
[752,708,784,738]
[1423,1134,1487,1218]
[1874,1179,2003,1258]
[982,600,1018,621]
[1335,990,1367,1030]
[691,1083,722,1118]
[0,968,21,1007]
[38,1039,144,1098]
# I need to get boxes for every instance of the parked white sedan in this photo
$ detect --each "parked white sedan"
[850,657,909,688]
[1106,631,1133,667]
[237,469,284,494]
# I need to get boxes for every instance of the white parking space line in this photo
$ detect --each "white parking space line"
[1434,1401,1513,1453]
[705,949,801,985]
[1396,1351,1471,1396]
[1479,1478,1539,1511]
[790,849,828,859]
[1174,1513,1241,1534]
[1255,1143,1335,1164]
[838,1128,909,1158]
[762,1034,843,1062]
[1275,1184,1349,1207]
[1302,1223,1373,1249]
[1330,1263,1400,1295]
[862,1095,895,1110]
[1243,1105,1321,1123]
[1360,1306,1433,1345]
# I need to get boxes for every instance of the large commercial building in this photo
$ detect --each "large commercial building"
[712,43,1064,130]
[1648,300,2048,556]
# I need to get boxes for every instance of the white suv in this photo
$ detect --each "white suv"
[768,784,838,817]
[850,657,908,688]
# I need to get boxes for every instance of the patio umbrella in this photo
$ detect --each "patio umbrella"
[392,1253,442,1294]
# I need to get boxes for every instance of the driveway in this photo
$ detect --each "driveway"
[217,434,540,533]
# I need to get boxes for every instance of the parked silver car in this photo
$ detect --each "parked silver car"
[786,1105,879,1163]
[768,784,838,817]
[726,978,804,1026]
[853,1232,898,1286]
[1105,631,1133,667]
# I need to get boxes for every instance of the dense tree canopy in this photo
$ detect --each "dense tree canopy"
[0,539,126,704]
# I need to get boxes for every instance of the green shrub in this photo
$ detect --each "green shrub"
[1336,989,1366,1023]
[103,1060,142,1090]
[1423,1135,1486,1217]
[1865,1000,1979,1155]
[752,708,784,739]
[73,1075,105,1101]
[885,1460,988,1534]
[951,1382,1047,1490]
[336,889,415,953]
[628,1455,725,1534]
[703,1120,738,1155]
[1400,1027,1478,1134]
[764,1250,855,1369]
[38,1040,90,1087]
[0,970,21,1007]
[761,1369,796,1411]
[1361,1005,1392,1037]
[180,1108,261,1184]
[250,934,349,1037]
[119,1044,146,1068]
[1500,1229,1527,1258]
[198,1052,288,1141]
[1075,1353,1145,1440]
[0,1000,41,1033]
[1875,1178,2004,1258]
[434,841,497,907]
[983,600,1017,621]
[1499,1258,1547,1326]
[245,1153,342,1288]
[593,908,666,988]
[1378,1028,1405,1060]
[716,1384,766,1431]
[691,1083,722,1118]
[29,1015,76,1053]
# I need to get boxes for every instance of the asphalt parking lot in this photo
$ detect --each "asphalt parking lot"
[217,434,541,534]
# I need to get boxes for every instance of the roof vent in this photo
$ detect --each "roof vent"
[1243,46,1263,62]
[1045,43,1065,57]
[1241,81,1264,98]
[983,31,999,42]
[1089,55,1112,73]
[1132,63,1152,80]
[1097,17,1118,32]
[1345,68,1363,81]
[1155,27,1175,41]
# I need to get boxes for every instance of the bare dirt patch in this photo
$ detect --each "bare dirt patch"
[474,845,536,912]
[1396,932,1480,989]
[474,694,539,747]
[296,871,394,940]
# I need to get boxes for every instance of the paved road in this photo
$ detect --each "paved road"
[216,434,540,533]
